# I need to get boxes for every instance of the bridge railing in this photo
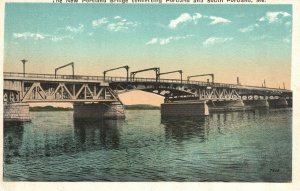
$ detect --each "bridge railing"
[4,72,237,88]
[105,76,237,88]
[106,76,186,84]
[4,72,290,92]
[236,84,287,91]
[4,72,105,81]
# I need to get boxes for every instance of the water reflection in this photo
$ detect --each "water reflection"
[4,122,25,164]
[161,110,276,143]
[73,119,124,150]
[3,109,292,182]
[4,119,124,161]
[161,117,208,143]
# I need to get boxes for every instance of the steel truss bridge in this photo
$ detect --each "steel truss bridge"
[4,70,292,104]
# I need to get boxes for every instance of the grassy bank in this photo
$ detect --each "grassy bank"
[125,104,160,110]
[30,106,73,112]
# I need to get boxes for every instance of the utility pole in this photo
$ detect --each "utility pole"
[21,59,28,77]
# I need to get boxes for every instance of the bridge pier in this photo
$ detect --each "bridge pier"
[243,99,269,109]
[268,98,288,108]
[286,98,293,107]
[73,102,125,119]
[161,101,209,117]
[4,103,30,122]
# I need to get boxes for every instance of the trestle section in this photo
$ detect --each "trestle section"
[198,88,240,101]
[241,95,289,108]
[163,87,292,115]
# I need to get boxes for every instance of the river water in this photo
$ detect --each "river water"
[3,109,292,182]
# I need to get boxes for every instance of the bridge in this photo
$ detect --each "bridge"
[4,64,292,121]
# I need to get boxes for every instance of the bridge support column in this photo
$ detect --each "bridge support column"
[161,101,209,117]
[286,98,293,108]
[73,102,125,119]
[268,98,288,108]
[4,103,30,122]
[243,99,269,109]
[208,99,245,112]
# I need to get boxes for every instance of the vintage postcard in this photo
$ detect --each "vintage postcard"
[0,0,299,190]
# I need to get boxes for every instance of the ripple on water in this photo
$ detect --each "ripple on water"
[4,109,292,182]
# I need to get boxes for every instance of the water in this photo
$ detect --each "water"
[3,109,292,182]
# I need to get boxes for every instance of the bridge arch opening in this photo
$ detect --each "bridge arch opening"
[118,90,164,107]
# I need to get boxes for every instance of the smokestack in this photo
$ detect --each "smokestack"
[237,77,240,85]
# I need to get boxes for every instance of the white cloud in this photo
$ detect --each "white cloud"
[169,13,231,29]
[51,24,84,41]
[192,13,202,22]
[259,11,291,23]
[51,35,73,42]
[146,35,194,45]
[146,38,159,45]
[92,17,139,32]
[239,24,259,33]
[209,16,231,25]
[203,37,233,47]
[92,18,109,27]
[14,23,86,42]
[107,21,139,32]
[159,37,172,45]
[13,31,74,42]
[169,13,202,29]
[13,32,46,40]
[65,24,84,33]
[169,13,192,29]
[107,23,127,32]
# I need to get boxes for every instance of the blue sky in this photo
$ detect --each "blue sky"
[4,4,292,88]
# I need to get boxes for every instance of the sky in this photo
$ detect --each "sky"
[4,3,292,92]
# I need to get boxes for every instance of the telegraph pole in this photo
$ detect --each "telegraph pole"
[21,59,28,77]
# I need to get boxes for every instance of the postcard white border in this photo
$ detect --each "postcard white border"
[0,0,299,191]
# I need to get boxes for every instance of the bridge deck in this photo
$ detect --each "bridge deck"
[4,72,291,93]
